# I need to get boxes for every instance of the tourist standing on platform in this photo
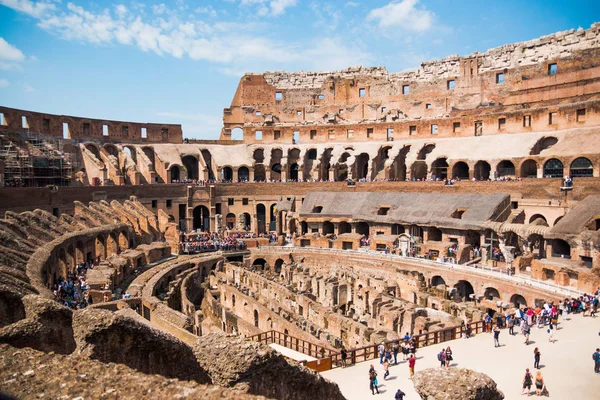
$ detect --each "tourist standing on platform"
[340,346,347,368]
[393,342,399,365]
[534,347,541,369]
[547,323,554,343]
[401,341,409,360]
[485,314,492,333]
[535,371,545,396]
[378,342,385,364]
[408,354,416,379]
[438,348,446,367]
[522,368,533,395]
[593,348,600,373]
[508,314,516,335]
[383,358,390,380]
[524,323,531,345]
[394,389,406,400]
[368,365,379,395]
[493,325,501,347]
[445,346,453,367]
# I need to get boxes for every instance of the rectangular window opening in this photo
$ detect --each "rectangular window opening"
[82,122,90,135]
[523,115,531,128]
[151,200,158,208]
[102,124,109,136]
[275,92,283,101]
[576,109,586,122]
[297,110,302,116]
[367,128,374,138]
[548,63,558,76]
[381,107,387,113]
[161,128,168,138]
[453,122,461,133]
[474,120,483,136]
[377,207,390,216]
[409,125,416,136]
[447,80,456,90]
[255,130,263,140]
[431,124,438,135]
[402,85,410,95]
[242,198,249,205]
[549,112,557,125]
[21,115,28,128]
[339,109,344,114]
[166,199,172,208]
[387,128,394,141]
[228,198,234,206]
[496,73,504,84]
[328,129,335,139]
[498,118,506,130]
[62,122,69,139]
[426,103,432,109]
[0,112,5,126]
[359,88,366,98]
[122,125,129,137]
[274,130,281,140]
[317,94,325,100]
[43,118,50,131]
[293,130,300,144]
[310,129,317,140]
[347,129,354,138]
[141,127,147,138]
[256,111,261,116]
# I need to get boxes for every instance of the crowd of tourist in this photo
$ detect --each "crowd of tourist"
[52,261,93,309]
[180,230,279,253]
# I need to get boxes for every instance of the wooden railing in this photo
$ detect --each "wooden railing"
[249,320,486,372]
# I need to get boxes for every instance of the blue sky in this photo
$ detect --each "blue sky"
[0,0,598,139]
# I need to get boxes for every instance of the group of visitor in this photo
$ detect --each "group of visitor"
[52,261,93,309]
[180,231,247,253]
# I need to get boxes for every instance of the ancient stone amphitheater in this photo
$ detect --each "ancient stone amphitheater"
[1,24,600,399]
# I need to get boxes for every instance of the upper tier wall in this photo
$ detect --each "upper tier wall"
[0,106,183,144]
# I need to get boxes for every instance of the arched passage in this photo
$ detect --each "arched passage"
[142,147,155,169]
[323,221,334,235]
[222,166,233,182]
[431,276,446,287]
[85,144,101,160]
[520,159,538,178]
[170,165,181,182]
[431,158,448,180]
[543,158,563,178]
[252,258,267,270]
[95,236,106,260]
[339,221,351,234]
[355,153,369,180]
[428,227,442,241]
[118,231,128,252]
[356,222,370,238]
[510,294,527,308]
[238,166,250,182]
[241,213,251,230]
[484,287,500,301]
[453,280,474,302]
[391,224,404,235]
[107,233,118,256]
[411,161,427,180]
[301,221,308,235]
[193,205,210,231]
[254,164,266,181]
[123,146,136,163]
[529,214,548,226]
[289,163,299,181]
[182,155,199,180]
[570,157,593,177]
[496,160,515,177]
[474,161,491,180]
[104,144,118,158]
[452,162,469,180]
[75,241,85,264]
[226,213,236,229]
[256,204,266,234]
[58,248,68,279]
[274,259,284,274]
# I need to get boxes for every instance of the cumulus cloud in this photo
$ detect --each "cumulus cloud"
[366,0,433,32]
[0,37,26,61]
[0,0,55,18]
[240,0,297,16]
[0,78,9,88]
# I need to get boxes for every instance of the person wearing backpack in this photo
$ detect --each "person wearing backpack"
[593,348,600,373]
[521,368,533,395]
[493,325,501,347]
[438,348,446,367]
[394,389,406,400]
[368,364,379,395]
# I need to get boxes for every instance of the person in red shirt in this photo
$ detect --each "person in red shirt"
[408,354,416,379]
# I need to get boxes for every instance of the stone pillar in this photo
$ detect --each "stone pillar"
[249,168,255,182]
[328,168,334,181]
[297,168,304,182]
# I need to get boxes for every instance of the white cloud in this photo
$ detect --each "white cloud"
[366,0,433,32]
[0,37,26,61]
[0,78,9,88]
[345,1,359,6]
[270,0,297,16]
[22,82,34,92]
[0,0,55,18]
[240,0,297,16]
[196,5,217,17]
[114,4,128,19]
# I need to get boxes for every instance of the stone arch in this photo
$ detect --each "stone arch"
[431,158,449,180]
[118,231,128,252]
[452,161,469,180]
[289,163,299,181]
[95,235,106,260]
[474,161,491,180]
[496,160,515,177]
[543,158,563,178]
[530,136,558,155]
[510,294,527,308]
[226,213,236,229]
[389,145,410,181]
[453,280,474,302]
[231,127,244,141]
[58,248,68,279]
[323,221,334,235]
[335,221,350,234]
[85,143,101,159]
[529,214,548,226]
[483,287,500,301]
[253,148,265,163]
[551,239,570,257]
[221,166,233,181]
[355,153,369,180]
[410,161,427,180]
[182,155,199,180]
[104,144,119,158]
[301,221,308,235]
[75,241,85,264]
[254,164,266,181]
[123,145,136,163]
[356,222,370,238]
[252,258,267,270]
[431,275,446,287]
[238,166,250,182]
[142,147,155,169]
[107,232,118,255]
[554,216,563,226]
[170,165,181,182]
[240,213,251,230]
[520,159,538,178]
[306,148,317,160]
[288,218,297,234]
[274,258,284,273]
[570,157,593,177]
[193,205,210,231]
[417,144,435,160]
